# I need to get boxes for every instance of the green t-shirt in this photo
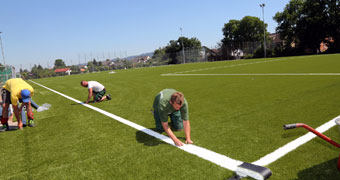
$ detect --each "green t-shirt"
[153,89,189,122]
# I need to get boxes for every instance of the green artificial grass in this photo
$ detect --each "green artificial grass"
[1,54,340,179]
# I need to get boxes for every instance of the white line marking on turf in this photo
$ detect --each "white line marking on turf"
[163,59,285,75]
[29,80,243,171]
[161,73,340,76]
[253,115,340,166]
[162,56,313,76]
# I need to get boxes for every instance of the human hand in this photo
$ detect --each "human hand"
[185,139,193,144]
[18,122,23,129]
[174,139,183,146]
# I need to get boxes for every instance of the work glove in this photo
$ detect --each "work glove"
[27,112,34,120]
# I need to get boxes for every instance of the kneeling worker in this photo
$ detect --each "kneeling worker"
[0,78,35,131]
[153,89,193,146]
[80,80,111,104]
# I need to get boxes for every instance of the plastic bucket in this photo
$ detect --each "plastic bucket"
[335,118,340,136]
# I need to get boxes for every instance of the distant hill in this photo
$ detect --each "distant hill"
[125,52,154,61]
[77,52,154,65]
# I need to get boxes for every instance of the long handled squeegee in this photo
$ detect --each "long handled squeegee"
[283,123,340,171]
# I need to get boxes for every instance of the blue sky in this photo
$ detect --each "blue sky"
[0,0,290,71]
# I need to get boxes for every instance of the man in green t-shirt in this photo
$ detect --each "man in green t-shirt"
[152,89,193,146]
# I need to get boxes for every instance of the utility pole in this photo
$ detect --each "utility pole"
[0,32,8,80]
[180,28,185,64]
[260,3,266,58]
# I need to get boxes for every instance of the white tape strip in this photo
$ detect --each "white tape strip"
[162,73,340,76]
[29,80,243,171]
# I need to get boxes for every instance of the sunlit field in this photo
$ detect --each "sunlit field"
[1,54,340,180]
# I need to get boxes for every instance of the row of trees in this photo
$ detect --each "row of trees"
[20,64,56,79]
[21,59,97,79]
[274,0,340,54]
[215,0,340,59]
[152,16,273,61]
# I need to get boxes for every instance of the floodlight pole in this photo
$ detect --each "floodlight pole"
[260,3,266,58]
[180,28,185,64]
[0,32,8,80]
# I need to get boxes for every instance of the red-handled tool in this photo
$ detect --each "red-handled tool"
[283,123,340,171]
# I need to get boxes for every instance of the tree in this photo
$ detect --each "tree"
[70,65,80,74]
[153,37,202,64]
[273,0,303,53]
[153,48,166,58]
[221,16,269,59]
[54,59,66,69]
[87,61,95,72]
[221,20,240,46]
[274,0,340,54]
[238,16,267,42]
[222,16,268,49]
[152,48,169,65]
[93,59,98,66]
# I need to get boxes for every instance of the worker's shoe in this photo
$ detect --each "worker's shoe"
[28,120,36,127]
[0,123,9,132]
[107,94,112,100]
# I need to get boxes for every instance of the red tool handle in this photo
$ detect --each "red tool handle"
[283,123,340,148]
[284,123,340,171]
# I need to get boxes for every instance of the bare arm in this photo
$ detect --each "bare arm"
[86,88,93,104]
[161,121,183,146]
[183,120,193,144]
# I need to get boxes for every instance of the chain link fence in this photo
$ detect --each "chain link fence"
[116,40,280,70]
[220,41,279,60]
[0,65,16,83]
[116,47,209,70]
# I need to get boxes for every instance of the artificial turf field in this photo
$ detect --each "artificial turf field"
[1,54,340,180]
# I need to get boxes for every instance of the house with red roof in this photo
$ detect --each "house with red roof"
[54,68,72,75]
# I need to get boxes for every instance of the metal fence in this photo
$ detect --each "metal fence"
[0,65,16,83]
[220,41,279,60]
[118,41,280,69]
[125,47,208,69]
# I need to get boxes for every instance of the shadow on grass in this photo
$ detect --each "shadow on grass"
[282,131,305,138]
[135,128,166,146]
[70,101,95,105]
[70,100,112,105]
[0,125,20,133]
[292,157,340,180]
